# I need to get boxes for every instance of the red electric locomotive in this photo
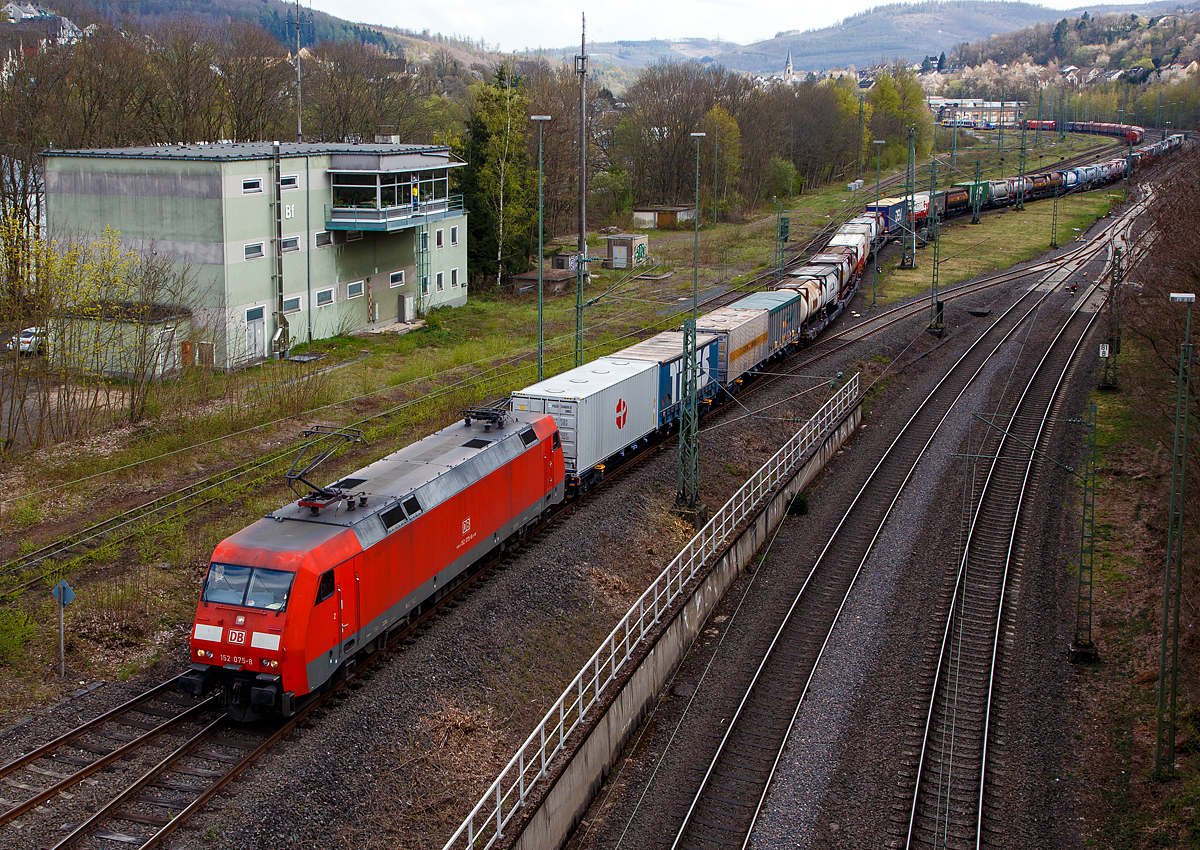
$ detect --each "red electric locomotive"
[182,409,565,720]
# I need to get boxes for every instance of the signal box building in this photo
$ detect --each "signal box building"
[43,142,468,369]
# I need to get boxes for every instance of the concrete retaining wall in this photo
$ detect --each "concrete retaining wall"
[511,401,861,850]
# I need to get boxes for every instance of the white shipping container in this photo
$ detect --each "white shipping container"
[826,232,869,269]
[850,214,881,241]
[838,223,875,240]
[694,306,769,384]
[511,358,659,477]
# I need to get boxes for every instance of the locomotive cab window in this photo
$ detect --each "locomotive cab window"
[202,563,295,611]
[519,427,538,447]
[315,569,335,604]
[552,432,561,451]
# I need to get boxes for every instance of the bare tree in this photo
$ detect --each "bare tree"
[65,24,156,148]
[523,59,609,237]
[145,18,223,143]
[0,44,70,249]
[218,21,293,143]
[304,40,412,143]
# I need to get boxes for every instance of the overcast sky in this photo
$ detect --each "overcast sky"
[309,0,1092,54]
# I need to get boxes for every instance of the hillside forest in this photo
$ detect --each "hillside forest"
[934,9,1200,129]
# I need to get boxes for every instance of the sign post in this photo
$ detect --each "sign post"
[51,580,75,677]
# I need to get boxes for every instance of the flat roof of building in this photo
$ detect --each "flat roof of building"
[43,141,455,164]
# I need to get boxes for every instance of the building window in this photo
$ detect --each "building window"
[246,306,264,322]
[245,243,264,260]
[421,276,429,295]
[436,271,444,292]
[282,296,302,314]
[331,172,377,208]
[280,237,299,253]
[315,231,332,247]
[436,229,444,248]
[389,270,405,287]
[451,268,459,287]
[280,174,298,190]
[316,288,334,306]
[346,280,364,299]
[420,231,428,251]
[451,226,458,245]
[346,230,363,242]
[242,178,262,194]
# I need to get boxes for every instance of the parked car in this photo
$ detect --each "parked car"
[6,327,45,355]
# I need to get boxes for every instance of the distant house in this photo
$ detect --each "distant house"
[43,142,470,369]
[1,3,53,22]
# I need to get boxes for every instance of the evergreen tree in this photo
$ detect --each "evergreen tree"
[454,64,533,287]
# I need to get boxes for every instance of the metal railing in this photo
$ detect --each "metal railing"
[441,373,859,850]
[325,195,464,231]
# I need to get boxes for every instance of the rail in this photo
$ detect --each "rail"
[441,372,860,850]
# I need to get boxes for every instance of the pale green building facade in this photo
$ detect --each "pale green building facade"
[43,142,469,369]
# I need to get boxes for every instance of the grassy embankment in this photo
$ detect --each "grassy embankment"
[1076,343,1199,848]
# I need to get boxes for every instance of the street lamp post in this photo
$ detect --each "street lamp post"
[872,139,886,307]
[1155,291,1195,779]
[531,115,551,381]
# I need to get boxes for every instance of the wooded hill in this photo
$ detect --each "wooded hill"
[706,1,1200,73]
[40,0,1200,79]
[956,5,1200,71]
[42,0,498,67]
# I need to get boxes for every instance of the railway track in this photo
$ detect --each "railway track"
[0,220,921,850]
[0,151,1146,849]
[900,285,1100,850]
[896,206,1149,849]
[664,227,1117,850]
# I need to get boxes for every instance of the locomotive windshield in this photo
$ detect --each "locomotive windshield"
[202,563,294,611]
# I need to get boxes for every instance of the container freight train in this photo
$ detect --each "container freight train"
[185,132,1183,720]
[183,211,886,720]
[867,131,1185,236]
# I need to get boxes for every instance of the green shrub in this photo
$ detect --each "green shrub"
[0,609,36,666]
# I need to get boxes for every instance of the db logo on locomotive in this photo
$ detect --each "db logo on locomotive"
[227,629,246,645]
[615,399,627,429]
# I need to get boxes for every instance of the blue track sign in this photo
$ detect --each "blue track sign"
[51,580,75,607]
